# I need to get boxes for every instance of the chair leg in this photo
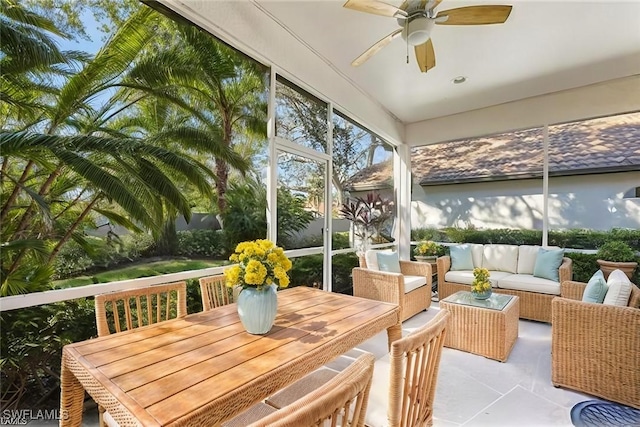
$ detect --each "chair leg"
[98,405,106,427]
[387,322,402,350]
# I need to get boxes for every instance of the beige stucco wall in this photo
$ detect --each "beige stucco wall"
[411,171,640,231]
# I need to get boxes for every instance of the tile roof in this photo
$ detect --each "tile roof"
[345,112,640,190]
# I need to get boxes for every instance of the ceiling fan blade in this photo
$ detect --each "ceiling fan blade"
[436,5,512,25]
[352,28,403,67]
[343,0,407,18]
[415,39,436,73]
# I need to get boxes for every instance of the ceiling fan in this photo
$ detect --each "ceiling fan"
[343,0,512,72]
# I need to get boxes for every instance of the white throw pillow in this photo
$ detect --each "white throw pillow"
[469,244,484,268]
[517,245,540,275]
[482,244,519,273]
[602,269,633,306]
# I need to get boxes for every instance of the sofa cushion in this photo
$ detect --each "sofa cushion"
[582,270,608,304]
[444,270,509,288]
[603,269,633,306]
[377,251,401,273]
[482,244,519,273]
[445,270,474,285]
[470,243,484,268]
[517,245,540,275]
[496,274,561,295]
[450,245,474,271]
[533,248,564,282]
[404,275,427,293]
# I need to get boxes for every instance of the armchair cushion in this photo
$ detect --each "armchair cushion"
[377,251,401,273]
[404,275,427,293]
[533,248,564,282]
[582,270,608,304]
[450,244,474,271]
[603,269,633,306]
[364,249,393,271]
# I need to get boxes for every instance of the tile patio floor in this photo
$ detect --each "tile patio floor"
[26,301,592,427]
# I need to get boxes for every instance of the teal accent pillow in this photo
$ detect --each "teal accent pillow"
[450,244,474,271]
[377,251,401,273]
[582,270,608,303]
[532,248,564,282]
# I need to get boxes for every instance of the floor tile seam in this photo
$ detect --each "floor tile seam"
[459,384,533,426]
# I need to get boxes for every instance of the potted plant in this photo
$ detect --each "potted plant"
[413,241,443,262]
[595,240,638,280]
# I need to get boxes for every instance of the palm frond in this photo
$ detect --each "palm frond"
[92,208,143,234]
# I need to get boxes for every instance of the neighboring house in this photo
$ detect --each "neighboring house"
[346,112,640,231]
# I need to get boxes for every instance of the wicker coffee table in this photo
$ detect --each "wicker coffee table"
[439,291,519,362]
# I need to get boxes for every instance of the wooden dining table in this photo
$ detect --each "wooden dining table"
[59,286,400,426]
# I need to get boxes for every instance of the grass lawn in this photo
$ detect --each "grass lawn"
[54,258,227,288]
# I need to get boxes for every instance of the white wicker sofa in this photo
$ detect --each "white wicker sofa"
[437,244,573,322]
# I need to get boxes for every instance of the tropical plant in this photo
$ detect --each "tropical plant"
[224,239,292,290]
[340,192,394,251]
[220,175,314,250]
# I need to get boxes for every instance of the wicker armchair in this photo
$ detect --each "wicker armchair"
[365,309,450,427]
[551,280,640,409]
[353,253,432,346]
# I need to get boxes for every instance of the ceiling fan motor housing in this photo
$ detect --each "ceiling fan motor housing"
[401,16,435,46]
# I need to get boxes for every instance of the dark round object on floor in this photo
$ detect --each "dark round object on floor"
[570,400,640,427]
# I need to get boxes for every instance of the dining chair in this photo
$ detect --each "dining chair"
[250,352,375,427]
[199,274,235,310]
[94,281,187,336]
[93,281,188,426]
[366,308,450,427]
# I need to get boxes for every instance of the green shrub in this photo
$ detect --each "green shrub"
[288,253,358,295]
[412,227,640,251]
[176,229,226,258]
[595,240,638,262]
[0,299,97,410]
[412,227,448,242]
[53,234,155,279]
[564,252,600,283]
[186,278,203,313]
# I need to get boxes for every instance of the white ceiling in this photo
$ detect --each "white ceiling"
[165,0,640,144]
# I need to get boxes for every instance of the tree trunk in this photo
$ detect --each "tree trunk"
[47,196,100,263]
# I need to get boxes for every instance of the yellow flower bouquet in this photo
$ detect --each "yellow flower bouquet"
[471,267,492,296]
[224,239,292,291]
[414,241,443,257]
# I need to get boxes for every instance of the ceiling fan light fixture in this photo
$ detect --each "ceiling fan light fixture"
[401,16,435,46]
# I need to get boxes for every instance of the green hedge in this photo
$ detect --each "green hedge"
[411,227,640,251]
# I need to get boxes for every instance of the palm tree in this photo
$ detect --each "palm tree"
[0,0,68,116]
[0,6,237,295]
[123,23,267,215]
